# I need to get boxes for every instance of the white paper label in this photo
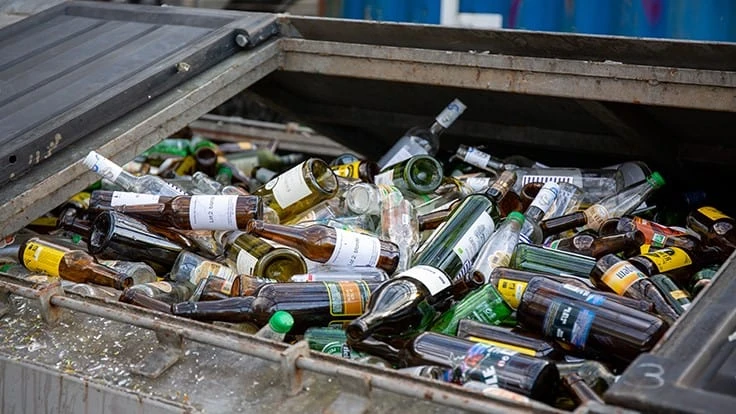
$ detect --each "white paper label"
[84,151,123,182]
[190,262,236,286]
[465,176,492,193]
[435,99,466,128]
[373,170,395,186]
[236,250,259,275]
[382,147,415,169]
[463,147,492,169]
[189,195,238,230]
[584,204,610,231]
[326,229,381,267]
[271,162,311,209]
[529,182,559,213]
[521,174,578,187]
[110,191,161,207]
[452,211,495,275]
[398,265,451,295]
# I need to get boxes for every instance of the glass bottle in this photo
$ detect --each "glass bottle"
[247,220,400,274]
[253,158,339,222]
[689,264,720,297]
[454,145,512,173]
[83,150,186,196]
[169,250,238,295]
[62,281,120,300]
[542,182,585,220]
[190,171,224,195]
[510,166,625,205]
[345,265,483,344]
[400,332,560,404]
[648,274,691,316]
[555,360,617,392]
[627,245,724,286]
[118,289,174,314]
[114,194,262,231]
[345,183,403,216]
[218,230,307,281]
[429,283,513,336]
[377,98,466,169]
[516,277,668,364]
[289,267,389,282]
[599,215,700,251]
[546,230,645,259]
[250,166,278,185]
[330,159,380,183]
[686,206,736,253]
[589,254,679,325]
[304,327,368,359]
[411,170,517,281]
[374,155,444,195]
[88,190,166,213]
[217,141,256,154]
[255,310,294,342]
[19,237,133,290]
[540,172,665,237]
[518,182,559,245]
[470,211,525,283]
[562,373,604,406]
[124,281,193,304]
[381,198,421,273]
[98,260,157,285]
[226,148,304,176]
[456,319,563,360]
[510,243,598,280]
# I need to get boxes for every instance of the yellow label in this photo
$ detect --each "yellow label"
[69,192,91,208]
[641,247,693,272]
[30,216,58,227]
[331,161,361,179]
[670,289,689,300]
[698,206,731,222]
[22,241,64,277]
[640,244,651,254]
[600,261,645,295]
[174,155,197,175]
[496,278,527,309]
[467,336,537,357]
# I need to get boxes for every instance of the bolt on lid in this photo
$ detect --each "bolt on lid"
[269,310,294,334]
[507,211,525,223]
[647,172,665,188]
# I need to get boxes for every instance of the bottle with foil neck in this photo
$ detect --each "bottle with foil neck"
[217,230,307,281]
[114,194,262,231]
[374,155,444,195]
[518,182,559,245]
[377,98,467,169]
[540,172,665,237]
[470,211,526,283]
[247,220,400,274]
[83,150,186,197]
[19,237,132,290]
[253,158,338,222]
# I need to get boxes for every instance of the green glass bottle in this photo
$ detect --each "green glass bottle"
[430,283,513,336]
[689,264,719,297]
[373,154,444,195]
[412,170,516,281]
[648,274,692,316]
[217,230,307,281]
[510,243,597,279]
[304,327,368,359]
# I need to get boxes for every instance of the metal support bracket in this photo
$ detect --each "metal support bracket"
[131,328,184,379]
[0,288,13,319]
[325,370,373,414]
[37,280,64,324]
[280,340,310,396]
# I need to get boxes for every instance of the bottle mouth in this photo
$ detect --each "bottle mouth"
[345,319,370,345]
[115,274,134,290]
[307,158,339,196]
[89,212,114,254]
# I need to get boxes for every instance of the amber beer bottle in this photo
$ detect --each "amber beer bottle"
[516,277,668,364]
[546,230,645,258]
[399,332,560,403]
[19,237,133,290]
[686,206,736,253]
[172,281,381,334]
[589,254,679,324]
[114,194,262,231]
[247,220,400,274]
[217,230,307,281]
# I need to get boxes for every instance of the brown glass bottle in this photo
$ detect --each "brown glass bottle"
[589,254,679,325]
[399,331,560,404]
[115,194,262,231]
[599,215,699,250]
[19,237,132,290]
[247,220,400,274]
[516,276,668,364]
[456,319,563,360]
[686,206,736,253]
[119,289,174,314]
[546,230,645,258]
[489,267,654,312]
[172,281,381,334]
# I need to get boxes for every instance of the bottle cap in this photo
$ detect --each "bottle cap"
[507,211,525,223]
[647,172,665,188]
[269,310,294,334]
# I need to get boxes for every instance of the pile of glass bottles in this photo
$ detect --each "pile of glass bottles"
[1,98,733,410]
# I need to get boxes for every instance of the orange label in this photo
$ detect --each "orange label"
[22,241,64,277]
[325,281,371,316]
[698,206,731,222]
[496,279,527,309]
[641,247,693,272]
[600,261,645,295]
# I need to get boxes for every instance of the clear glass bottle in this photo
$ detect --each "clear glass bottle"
[83,150,186,196]
[124,281,193,304]
[190,171,224,195]
[381,198,421,273]
[288,266,389,283]
[454,145,513,173]
[470,211,525,283]
[377,98,466,169]
[511,166,625,205]
[98,260,157,285]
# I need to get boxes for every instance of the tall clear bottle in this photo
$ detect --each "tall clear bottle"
[470,211,525,283]
[83,151,186,196]
[377,98,467,169]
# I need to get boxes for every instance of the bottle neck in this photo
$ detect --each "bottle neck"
[248,220,312,249]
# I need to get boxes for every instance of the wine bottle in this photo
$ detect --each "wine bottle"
[510,243,597,280]
[374,155,444,195]
[516,277,668,364]
[546,230,645,258]
[345,183,403,216]
[399,332,560,403]
[510,166,625,205]
[330,159,380,183]
[124,281,193,304]
[456,319,563,360]
[253,158,338,222]
[412,170,517,281]
[19,237,132,290]
[247,220,400,274]
[686,206,736,253]
[98,260,157,285]
[518,181,559,244]
[218,230,307,281]
[470,211,525,283]
[88,190,167,213]
[381,198,421,273]
[83,150,186,196]
[377,98,466,169]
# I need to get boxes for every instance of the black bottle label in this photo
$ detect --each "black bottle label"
[542,300,595,348]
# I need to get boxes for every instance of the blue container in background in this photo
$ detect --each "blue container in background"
[667,0,736,42]
[510,0,565,32]
[564,0,618,35]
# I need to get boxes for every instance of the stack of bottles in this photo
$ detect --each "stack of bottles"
[2,98,734,410]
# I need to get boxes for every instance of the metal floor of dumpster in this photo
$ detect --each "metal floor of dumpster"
[1,0,736,413]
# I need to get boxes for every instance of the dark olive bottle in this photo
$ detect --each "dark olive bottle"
[217,230,308,281]
[648,274,692,316]
[456,319,563,360]
[686,206,736,253]
[517,277,668,366]
[689,264,720,297]
[399,332,560,404]
[373,155,444,195]
[546,230,645,259]
[247,220,400,274]
[19,237,133,290]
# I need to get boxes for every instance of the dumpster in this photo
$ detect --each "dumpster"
[1,1,736,413]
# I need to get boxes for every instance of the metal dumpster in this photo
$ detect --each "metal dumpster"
[1,1,735,413]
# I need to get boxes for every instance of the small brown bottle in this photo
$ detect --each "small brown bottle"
[546,229,645,258]
[19,237,132,290]
[686,206,736,253]
[247,220,400,274]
